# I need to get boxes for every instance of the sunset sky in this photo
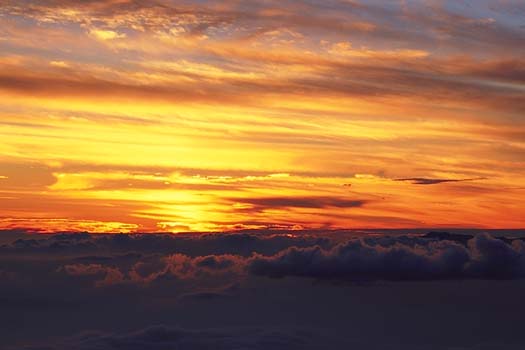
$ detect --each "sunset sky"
[0,0,524,232]
[2,3,525,349]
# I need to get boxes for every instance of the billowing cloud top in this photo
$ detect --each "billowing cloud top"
[0,0,524,231]
[3,230,525,349]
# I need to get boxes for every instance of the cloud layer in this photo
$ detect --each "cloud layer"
[3,230,525,349]
[21,325,352,350]
[3,230,525,289]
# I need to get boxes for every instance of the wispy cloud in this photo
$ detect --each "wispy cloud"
[0,0,524,231]
[394,178,486,185]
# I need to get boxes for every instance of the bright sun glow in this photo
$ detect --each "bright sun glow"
[0,1,524,233]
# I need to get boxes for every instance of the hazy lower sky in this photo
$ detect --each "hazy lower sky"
[0,0,524,232]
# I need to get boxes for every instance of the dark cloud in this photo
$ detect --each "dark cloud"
[0,231,334,257]
[61,263,125,287]
[179,282,240,301]
[194,255,237,269]
[4,230,525,288]
[18,325,353,350]
[248,233,525,281]
[466,58,525,85]
[14,324,525,350]
[231,196,366,209]
[0,72,247,105]
[2,230,525,349]
[394,177,485,185]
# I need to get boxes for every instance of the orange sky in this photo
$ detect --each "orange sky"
[0,0,524,232]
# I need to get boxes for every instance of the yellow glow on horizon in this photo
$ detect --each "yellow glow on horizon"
[0,1,524,232]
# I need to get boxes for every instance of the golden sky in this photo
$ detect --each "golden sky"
[0,0,524,232]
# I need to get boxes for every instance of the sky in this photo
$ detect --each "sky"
[0,0,524,233]
[1,2,525,348]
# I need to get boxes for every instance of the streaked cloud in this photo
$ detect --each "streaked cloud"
[0,0,523,232]
[394,178,486,185]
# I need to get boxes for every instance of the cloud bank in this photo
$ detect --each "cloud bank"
[3,230,525,349]
[3,231,525,288]
[21,325,354,350]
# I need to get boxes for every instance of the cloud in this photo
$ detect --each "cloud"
[18,325,352,350]
[3,230,525,349]
[88,28,127,41]
[0,162,57,189]
[1,231,333,257]
[5,0,524,56]
[179,282,240,301]
[231,197,367,210]
[248,233,525,281]
[328,41,429,59]
[14,323,525,350]
[61,263,125,286]
[394,177,485,185]
[5,230,525,287]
